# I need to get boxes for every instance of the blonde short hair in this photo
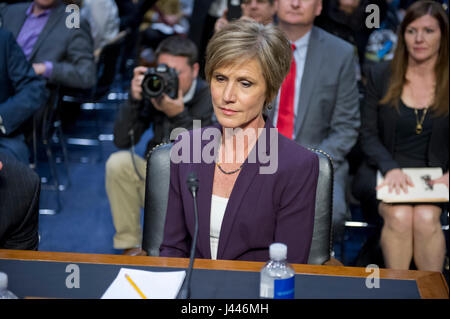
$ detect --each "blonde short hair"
[205,19,292,108]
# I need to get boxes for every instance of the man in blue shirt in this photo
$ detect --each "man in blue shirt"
[1,0,95,90]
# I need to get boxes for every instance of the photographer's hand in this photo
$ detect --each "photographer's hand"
[131,66,148,101]
[151,88,184,117]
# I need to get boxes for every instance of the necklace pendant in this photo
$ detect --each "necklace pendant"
[416,124,423,134]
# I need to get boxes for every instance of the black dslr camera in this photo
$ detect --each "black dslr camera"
[142,64,179,99]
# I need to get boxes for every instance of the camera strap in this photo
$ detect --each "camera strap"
[128,129,145,181]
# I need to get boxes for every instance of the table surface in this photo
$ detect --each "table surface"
[0,249,448,299]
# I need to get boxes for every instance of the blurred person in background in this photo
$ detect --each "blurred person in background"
[214,0,277,32]
[269,0,360,245]
[1,0,95,90]
[82,0,120,52]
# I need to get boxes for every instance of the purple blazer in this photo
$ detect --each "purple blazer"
[159,120,319,264]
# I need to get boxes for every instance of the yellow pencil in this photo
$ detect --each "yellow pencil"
[125,274,147,299]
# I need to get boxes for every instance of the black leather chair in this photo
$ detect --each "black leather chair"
[0,152,40,250]
[143,143,173,256]
[307,148,334,265]
[143,143,334,265]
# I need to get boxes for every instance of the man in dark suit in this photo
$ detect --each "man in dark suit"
[0,0,96,90]
[268,0,360,242]
[0,152,40,250]
[0,27,47,163]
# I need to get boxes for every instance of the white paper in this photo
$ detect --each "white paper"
[101,268,186,299]
[376,167,449,203]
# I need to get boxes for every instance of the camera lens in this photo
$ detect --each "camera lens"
[142,74,164,97]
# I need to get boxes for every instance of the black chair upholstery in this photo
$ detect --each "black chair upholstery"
[143,144,334,264]
[306,148,333,265]
[0,152,40,250]
[142,143,172,256]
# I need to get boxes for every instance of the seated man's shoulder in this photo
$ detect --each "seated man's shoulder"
[315,26,354,55]
[1,2,28,25]
[3,2,29,12]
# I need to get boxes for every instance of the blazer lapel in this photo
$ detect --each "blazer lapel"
[294,27,323,139]
[29,3,64,62]
[195,124,220,259]
[216,120,274,259]
[196,161,215,259]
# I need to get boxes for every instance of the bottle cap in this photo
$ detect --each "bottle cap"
[0,272,8,289]
[269,243,287,261]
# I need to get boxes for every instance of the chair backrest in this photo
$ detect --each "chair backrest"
[142,144,334,264]
[307,148,333,265]
[142,143,173,256]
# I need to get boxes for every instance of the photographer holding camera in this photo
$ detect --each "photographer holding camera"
[106,36,214,256]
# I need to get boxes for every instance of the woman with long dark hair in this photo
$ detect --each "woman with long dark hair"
[355,0,449,271]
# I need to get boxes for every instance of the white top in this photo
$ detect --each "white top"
[210,195,229,260]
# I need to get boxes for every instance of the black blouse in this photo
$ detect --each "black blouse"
[393,100,432,168]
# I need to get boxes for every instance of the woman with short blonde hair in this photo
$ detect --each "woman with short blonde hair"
[205,20,292,110]
[160,20,319,264]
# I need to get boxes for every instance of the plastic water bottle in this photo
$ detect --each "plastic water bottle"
[0,272,18,299]
[260,243,295,299]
